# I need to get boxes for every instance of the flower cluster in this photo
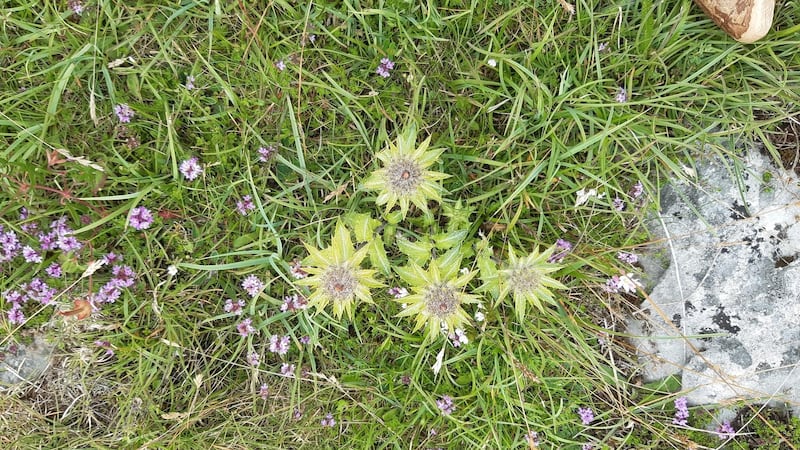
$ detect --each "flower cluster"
[179,157,203,181]
[604,273,642,294]
[547,238,572,263]
[716,421,735,439]
[95,262,137,304]
[236,195,256,216]
[375,57,395,78]
[617,251,638,265]
[258,145,277,162]
[241,274,264,298]
[673,397,689,426]
[114,103,135,123]
[224,298,245,315]
[436,395,455,415]
[578,406,594,425]
[268,335,291,355]
[321,413,336,427]
[280,294,307,312]
[129,206,154,230]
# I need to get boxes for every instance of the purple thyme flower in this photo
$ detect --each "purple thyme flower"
[236,195,255,216]
[578,406,594,425]
[269,335,291,355]
[247,352,261,366]
[22,246,42,263]
[257,145,277,162]
[548,238,573,263]
[613,196,625,211]
[114,103,135,123]
[630,181,644,199]
[716,421,735,439]
[7,304,25,325]
[259,383,269,399]
[673,397,689,426]
[129,206,154,230]
[241,275,264,298]
[615,87,627,103]
[299,335,311,345]
[185,75,195,90]
[111,265,136,288]
[68,0,84,15]
[179,157,203,181]
[280,294,307,312]
[280,363,295,377]
[57,235,82,253]
[289,259,308,279]
[292,408,303,420]
[387,287,409,299]
[321,413,336,427]
[448,328,468,347]
[103,252,122,265]
[21,221,37,233]
[617,251,639,265]
[376,57,395,78]
[224,298,245,315]
[275,60,286,71]
[436,395,455,415]
[526,430,540,447]
[237,318,256,337]
[45,263,62,278]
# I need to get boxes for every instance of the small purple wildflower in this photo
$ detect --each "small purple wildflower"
[615,88,627,103]
[280,294,307,312]
[247,352,261,366]
[448,328,468,347]
[19,207,29,220]
[20,222,37,233]
[280,363,295,377]
[289,259,308,279]
[129,206,154,230]
[1,230,20,262]
[103,252,122,265]
[114,103,135,123]
[236,195,256,216]
[321,413,336,427]
[604,273,642,294]
[548,238,573,263]
[22,246,42,263]
[57,235,82,253]
[292,408,303,420]
[387,287,409,299]
[269,335,291,355]
[613,196,625,211]
[436,395,455,415]
[299,335,311,345]
[36,231,57,251]
[224,298,245,315]
[598,42,608,52]
[94,340,115,357]
[259,383,269,399]
[376,57,395,78]
[275,60,286,71]
[7,304,25,325]
[179,157,203,181]
[673,397,689,426]
[257,145,277,162]
[716,421,735,440]
[111,265,136,288]
[578,406,594,425]
[617,251,639,265]
[582,445,593,450]
[45,263,62,278]
[630,181,644,199]
[237,318,256,337]
[185,75,195,90]
[68,0,84,15]
[241,274,264,298]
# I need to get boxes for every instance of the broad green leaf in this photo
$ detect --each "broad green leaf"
[369,238,391,276]
[432,229,469,250]
[397,235,433,266]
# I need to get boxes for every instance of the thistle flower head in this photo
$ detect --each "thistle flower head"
[296,222,383,319]
[394,248,478,342]
[362,125,449,219]
[499,245,566,320]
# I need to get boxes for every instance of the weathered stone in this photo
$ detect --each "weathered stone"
[629,149,800,415]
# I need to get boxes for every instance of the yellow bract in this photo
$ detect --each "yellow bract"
[394,249,477,343]
[362,125,449,219]
[296,222,383,320]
